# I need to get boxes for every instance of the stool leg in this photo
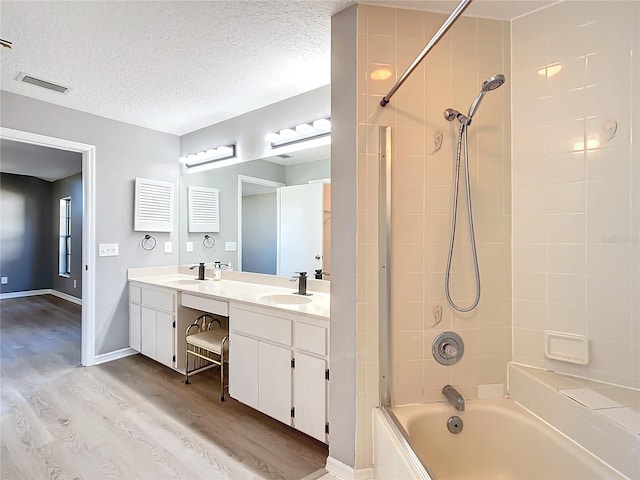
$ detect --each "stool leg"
[220,351,225,402]
[184,347,190,384]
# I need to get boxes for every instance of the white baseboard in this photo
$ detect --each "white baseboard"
[326,457,374,480]
[0,289,51,300]
[0,288,82,305]
[50,289,82,305]
[94,347,138,365]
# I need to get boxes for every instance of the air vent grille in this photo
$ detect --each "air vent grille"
[188,186,219,233]
[134,178,174,232]
[17,73,69,93]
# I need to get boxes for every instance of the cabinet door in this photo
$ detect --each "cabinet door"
[229,333,259,410]
[156,311,175,369]
[293,353,326,442]
[259,342,292,425]
[129,303,141,352]
[140,307,157,358]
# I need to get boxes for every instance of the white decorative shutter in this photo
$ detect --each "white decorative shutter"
[188,185,219,232]
[134,178,174,232]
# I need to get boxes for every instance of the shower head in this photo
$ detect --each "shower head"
[482,74,505,92]
[466,73,505,124]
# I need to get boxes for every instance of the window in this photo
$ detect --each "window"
[59,197,71,277]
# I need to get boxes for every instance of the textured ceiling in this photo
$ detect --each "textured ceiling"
[0,1,551,137]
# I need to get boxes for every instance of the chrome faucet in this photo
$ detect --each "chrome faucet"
[290,272,311,296]
[442,384,465,412]
[189,262,206,280]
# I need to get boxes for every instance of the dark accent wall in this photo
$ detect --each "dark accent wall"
[0,173,54,293]
[51,173,83,298]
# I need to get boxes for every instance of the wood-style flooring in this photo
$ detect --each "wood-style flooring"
[1,295,328,480]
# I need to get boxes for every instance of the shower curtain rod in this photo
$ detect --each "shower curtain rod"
[380,0,473,107]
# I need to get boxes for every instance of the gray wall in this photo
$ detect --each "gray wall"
[285,158,330,186]
[0,173,54,293]
[51,173,83,298]
[242,193,277,274]
[1,90,180,356]
[329,5,358,468]
[180,86,330,165]
[179,158,285,266]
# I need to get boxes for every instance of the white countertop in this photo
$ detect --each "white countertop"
[128,269,329,320]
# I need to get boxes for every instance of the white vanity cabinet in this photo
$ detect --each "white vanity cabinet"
[129,282,177,369]
[229,303,329,443]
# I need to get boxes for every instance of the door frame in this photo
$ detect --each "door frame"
[0,127,96,366]
[237,175,284,274]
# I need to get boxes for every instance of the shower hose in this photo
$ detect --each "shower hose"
[444,122,481,312]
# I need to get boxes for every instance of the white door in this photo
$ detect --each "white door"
[279,182,324,277]
[229,333,259,409]
[140,307,157,358]
[129,304,141,352]
[258,342,292,425]
[293,353,327,442]
[156,312,175,368]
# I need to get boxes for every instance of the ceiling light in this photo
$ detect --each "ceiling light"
[313,118,331,131]
[267,118,331,148]
[179,144,236,167]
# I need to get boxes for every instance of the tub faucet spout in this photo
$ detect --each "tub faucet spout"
[442,384,465,411]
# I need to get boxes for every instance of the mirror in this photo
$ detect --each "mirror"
[179,144,330,279]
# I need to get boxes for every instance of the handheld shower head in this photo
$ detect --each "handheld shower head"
[466,73,505,124]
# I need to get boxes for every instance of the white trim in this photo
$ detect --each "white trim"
[0,289,82,305]
[0,127,96,367]
[0,289,51,300]
[94,347,138,365]
[325,457,374,480]
[50,289,82,305]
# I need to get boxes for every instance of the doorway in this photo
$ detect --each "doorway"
[0,127,96,366]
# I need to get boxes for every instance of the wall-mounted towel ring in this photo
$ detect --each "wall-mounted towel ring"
[141,234,157,251]
[203,234,215,249]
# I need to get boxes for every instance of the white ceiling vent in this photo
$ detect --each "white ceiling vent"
[16,72,69,93]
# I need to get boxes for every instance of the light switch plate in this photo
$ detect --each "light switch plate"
[225,241,237,252]
[98,243,119,256]
[164,242,172,253]
[1,277,7,285]
[186,241,193,252]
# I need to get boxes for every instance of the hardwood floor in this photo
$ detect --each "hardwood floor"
[1,295,328,480]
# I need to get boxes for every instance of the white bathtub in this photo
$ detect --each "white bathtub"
[373,398,626,480]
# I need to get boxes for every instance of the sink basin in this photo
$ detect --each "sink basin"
[259,294,313,305]
[167,279,202,286]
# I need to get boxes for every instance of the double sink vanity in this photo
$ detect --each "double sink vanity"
[128,265,330,443]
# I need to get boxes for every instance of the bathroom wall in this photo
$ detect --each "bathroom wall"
[1,91,180,355]
[331,3,512,469]
[512,1,640,388]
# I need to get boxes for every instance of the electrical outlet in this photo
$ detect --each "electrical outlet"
[186,241,193,253]
[225,241,237,252]
[98,243,119,256]
[1,277,7,285]
[164,242,172,254]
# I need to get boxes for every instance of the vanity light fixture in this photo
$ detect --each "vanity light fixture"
[265,118,331,148]
[179,144,236,168]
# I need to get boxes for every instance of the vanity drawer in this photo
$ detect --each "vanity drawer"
[231,307,291,346]
[294,322,326,356]
[141,288,175,313]
[182,293,229,317]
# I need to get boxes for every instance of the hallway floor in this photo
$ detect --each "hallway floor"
[0,295,328,479]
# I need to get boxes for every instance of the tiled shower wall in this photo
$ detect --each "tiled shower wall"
[353,4,511,467]
[512,1,640,388]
